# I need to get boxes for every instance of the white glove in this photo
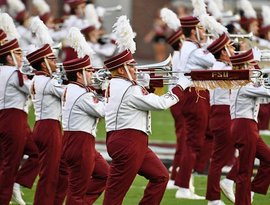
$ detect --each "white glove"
[137,72,150,88]
[252,47,262,61]
[177,73,191,90]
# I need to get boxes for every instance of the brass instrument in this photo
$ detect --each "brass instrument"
[136,55,172,70]
[205,32,253,40]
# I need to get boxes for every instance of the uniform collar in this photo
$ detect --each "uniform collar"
[217,59,231,67]
[35,71,50,77]
[112,75,137,85]
[69,81,96,92]
[185,38,201,48]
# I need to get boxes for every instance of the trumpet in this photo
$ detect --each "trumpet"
[136,55,172,71]
[96,5,122,17]
[260,50,270,61]
[205,32,253,40]
[102,5,122,12]
[90,55,175,86]
[220,14,240,24]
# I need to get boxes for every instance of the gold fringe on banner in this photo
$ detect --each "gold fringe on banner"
[191,80,251,90]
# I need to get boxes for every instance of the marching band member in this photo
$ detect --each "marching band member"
[230,49,270,205]
[144,8,170,62]
[0,14,40,205]
[62,0,88,30]
[205,33,236,205]
[159,7,185,189]
[102,15,191,205]
[257,5,270,136]
[174,15,216,200]
[61,55,109,204]
[0,39,30,205]
[26,43,64,205]
[6,0,37,49]
[33,0,67,43]
[80,4,117,67]
[239,0,270,49]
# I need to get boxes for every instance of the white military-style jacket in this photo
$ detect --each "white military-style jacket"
[30,74,64,121]
[210,61,231,106]
[230,83,270,122]
[179,40,216,72]
[105,77,180,135]
[62,83,105,136]
[0,65,30,111]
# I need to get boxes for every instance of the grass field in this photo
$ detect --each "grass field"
[19,107,270,204]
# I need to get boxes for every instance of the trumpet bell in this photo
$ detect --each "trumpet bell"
[136,55,172,70]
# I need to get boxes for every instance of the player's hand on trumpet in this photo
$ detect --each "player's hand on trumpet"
[137,71,151,88]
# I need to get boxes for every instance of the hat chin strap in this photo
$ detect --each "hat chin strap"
[10,51,18,68]
[195,27,201,42]
[124,63,133,81]
[44,58,53,76]
[82,69,88,86]
[225,45,231,57]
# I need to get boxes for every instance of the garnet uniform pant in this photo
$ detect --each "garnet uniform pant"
[16,125,39,188]
[258,103,270,130]
[175,88,210,188]
[232,119,270,205]
[206,105,235,200]
[0,109,28,205]
[169,100,186,180]
[33,119,62,205]
[54,134,68,205]
[63,131,109,205]
[103,129,169,205]
[194,126,213,173]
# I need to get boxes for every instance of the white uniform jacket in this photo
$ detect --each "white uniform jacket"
[179,40,216,72]
[62,83,105,137]
[0,66,30,111]
[230,83,270,122]
[105,78,180,135]
[210,61,231,106]
[31,74,64,121]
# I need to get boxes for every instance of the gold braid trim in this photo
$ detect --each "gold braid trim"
[188,87,207,103]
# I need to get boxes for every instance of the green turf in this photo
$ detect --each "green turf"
[17,175,270,205]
